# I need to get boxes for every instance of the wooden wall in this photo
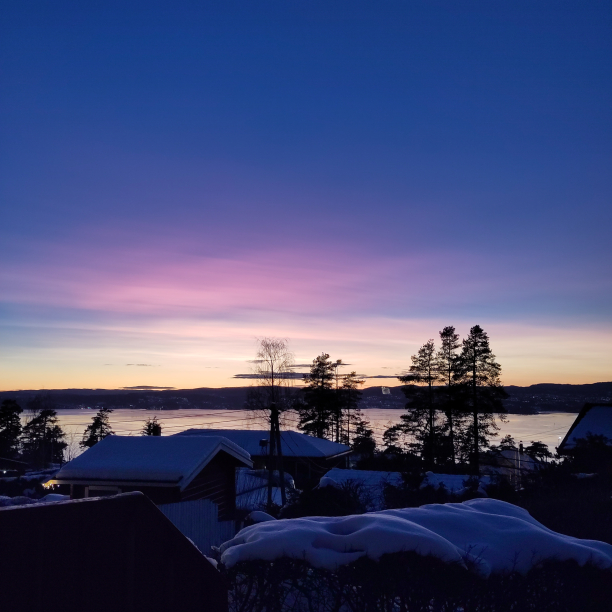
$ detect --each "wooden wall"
[0,492,227,612]
[181,452,241,520]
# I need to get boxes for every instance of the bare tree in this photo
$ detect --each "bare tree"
[249,337,295,508]
[63,430,81,463]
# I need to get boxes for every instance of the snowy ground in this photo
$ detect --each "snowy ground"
[0,493,69,507]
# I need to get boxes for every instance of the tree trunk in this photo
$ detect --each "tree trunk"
[472,360,479,475]
[448,368,455,467]
[449,414,455,466]
[427,374,435,469]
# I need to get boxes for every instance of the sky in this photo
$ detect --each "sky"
[1,1,611,390]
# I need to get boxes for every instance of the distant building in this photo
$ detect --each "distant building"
[481,448,541,487]
[51,435,252,520]
[558,403,612,454]
[0,492,227,612]
[174,429,352,486]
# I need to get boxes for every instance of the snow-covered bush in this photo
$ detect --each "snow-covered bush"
[222,499,612,611]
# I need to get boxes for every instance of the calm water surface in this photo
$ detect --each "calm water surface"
[53,408,577,460]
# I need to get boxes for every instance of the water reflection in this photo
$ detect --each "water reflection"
[54,408,577,462]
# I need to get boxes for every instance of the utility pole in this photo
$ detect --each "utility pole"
[267,413,276,510]
[250,338,293,511]
[272,402,287,506]
[267,404,287,509]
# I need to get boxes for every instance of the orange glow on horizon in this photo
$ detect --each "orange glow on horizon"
[1,317,610,391]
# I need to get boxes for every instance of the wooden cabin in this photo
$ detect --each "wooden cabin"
[51,435,252,520]
[174,429,352,487]
[0,492,227,612]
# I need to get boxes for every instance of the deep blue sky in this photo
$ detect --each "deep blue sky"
[1,1,611,388]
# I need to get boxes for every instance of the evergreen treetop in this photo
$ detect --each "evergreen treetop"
[81,406,114,449]
[0,399,23,458]
[298,353,337,439]
[21,399,67,467]
[458,325,507,474]
[141,415,162,436]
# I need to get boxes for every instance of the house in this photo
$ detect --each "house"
[0,492,227,612]
[481,448,541,487]
[51,435,252,520]
[174,429,352,486]
[558,403,612,454]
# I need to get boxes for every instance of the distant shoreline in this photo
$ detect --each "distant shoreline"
[2,382,609,415]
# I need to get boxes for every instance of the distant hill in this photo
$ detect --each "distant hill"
[1,382,610,414]
[359,382,612,414]
[502,382,612,413]
[0,387,251,411]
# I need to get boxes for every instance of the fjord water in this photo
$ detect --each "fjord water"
[53,409,577,461]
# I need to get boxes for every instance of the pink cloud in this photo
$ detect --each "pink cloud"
[3,230,608,325]
[3,242,401,316]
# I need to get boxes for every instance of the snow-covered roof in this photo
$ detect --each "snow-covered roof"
[420,472,491,495]
[174,429,351,459]
[320,468,404,511]
[54,435,252,489]
[219,498,612,576]
[323,468,403,489]
[559,404,612,451]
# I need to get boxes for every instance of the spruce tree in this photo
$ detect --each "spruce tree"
[81,407,114,449]
[141,415,162,436]
[21,398,67,467]
[0,400,23,458]
[298,353,336,439]
[458,325,507,474]
[436,326,463,466]
[388,340,443,469]
[338,371,365,445]
[350,415,376,458]
[407,340,442,467]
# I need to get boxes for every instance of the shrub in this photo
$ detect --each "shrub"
[226,553,612,612]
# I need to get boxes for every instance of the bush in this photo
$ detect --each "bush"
[226,553,612,612]
[280,481,368,519]
[517,462,612,545]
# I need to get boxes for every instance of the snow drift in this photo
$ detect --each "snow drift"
[219,498,612,576]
